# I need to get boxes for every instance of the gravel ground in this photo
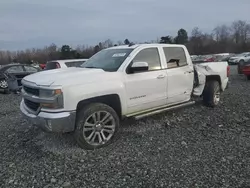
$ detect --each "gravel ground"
[0,66,250,188]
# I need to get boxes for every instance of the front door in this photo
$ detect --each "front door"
[124,47,167,114]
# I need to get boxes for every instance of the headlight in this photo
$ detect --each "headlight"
[40,89,64,109]
[39,89,62,98]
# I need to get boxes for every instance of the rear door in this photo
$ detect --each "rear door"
[163,47,194,105]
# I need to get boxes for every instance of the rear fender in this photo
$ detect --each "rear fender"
[193,65,221,96]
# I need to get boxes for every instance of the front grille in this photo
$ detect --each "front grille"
[23,86,39,96]
[24,99,40,111]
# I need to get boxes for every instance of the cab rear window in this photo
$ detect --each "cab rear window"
[65,61,85,67]
[45,62,60,70]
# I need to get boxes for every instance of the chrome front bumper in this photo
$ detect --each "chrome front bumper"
[20,100,76,133]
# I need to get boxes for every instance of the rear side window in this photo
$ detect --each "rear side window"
[65,61,85,67]
[45,62,60,70]
[163,47,187,68]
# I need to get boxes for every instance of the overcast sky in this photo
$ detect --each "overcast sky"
[0,0,250,50]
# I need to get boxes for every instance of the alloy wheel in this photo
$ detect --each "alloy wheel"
[82,111,115,146]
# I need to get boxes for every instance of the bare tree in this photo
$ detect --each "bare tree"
[213,24,230,42]
[116,41,123,45]
[1,20,250,64]
[101,39,113,48]
[231,20,250,44]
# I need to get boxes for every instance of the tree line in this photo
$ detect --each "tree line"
[0,20,250,65]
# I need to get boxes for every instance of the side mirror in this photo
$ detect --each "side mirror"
[130,61,149,73]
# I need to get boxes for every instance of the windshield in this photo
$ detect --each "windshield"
[81,48,133,71]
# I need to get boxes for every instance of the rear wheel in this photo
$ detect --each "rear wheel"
[74,103,120,150]
[247,76,250,80]
[203,80,221,107]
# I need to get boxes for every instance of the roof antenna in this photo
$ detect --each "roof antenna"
[128,42,135,47]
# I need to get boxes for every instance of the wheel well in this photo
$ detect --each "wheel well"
[76,94,122,119]
[193,67,199,87]
[205,75,221,89]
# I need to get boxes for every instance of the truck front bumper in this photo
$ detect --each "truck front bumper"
[20,100,76,133]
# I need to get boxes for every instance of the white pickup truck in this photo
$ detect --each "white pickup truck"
[20,44,229,150]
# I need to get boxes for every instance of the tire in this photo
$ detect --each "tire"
[238,60,244,74]
[203,80,221,108]
[74,103,120,150]
[3,89,10,94]
[247,76,250,80]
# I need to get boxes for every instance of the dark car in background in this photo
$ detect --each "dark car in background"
[0,64,40,93]
[241,59,250,79]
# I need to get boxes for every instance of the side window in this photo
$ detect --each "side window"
[163,47,187,69]
[24,66,38,73]
[133,48,161,71]
[6,66,24,73]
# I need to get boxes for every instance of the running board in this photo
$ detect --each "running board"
[131,101,195,120]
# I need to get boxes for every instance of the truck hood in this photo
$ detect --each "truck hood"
[22,67,121,87]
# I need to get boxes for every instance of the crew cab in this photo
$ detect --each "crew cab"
[20,44,229,150]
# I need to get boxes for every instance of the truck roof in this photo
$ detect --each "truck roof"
[108,43,186,50]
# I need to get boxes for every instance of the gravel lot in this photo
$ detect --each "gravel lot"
[0,66,250,188]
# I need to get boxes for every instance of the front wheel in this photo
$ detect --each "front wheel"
[74,103,120,150]
[203,80,221,107]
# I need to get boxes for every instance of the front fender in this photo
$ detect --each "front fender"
[62,80,127,113]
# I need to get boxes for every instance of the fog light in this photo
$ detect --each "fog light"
[41,103,56,108]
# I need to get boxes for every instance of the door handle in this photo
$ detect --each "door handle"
[157,74,165,79]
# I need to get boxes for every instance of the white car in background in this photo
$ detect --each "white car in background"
[45,59,88,70]
[228,52,250,65]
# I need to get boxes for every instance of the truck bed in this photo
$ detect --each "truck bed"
[193,61,229,96]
